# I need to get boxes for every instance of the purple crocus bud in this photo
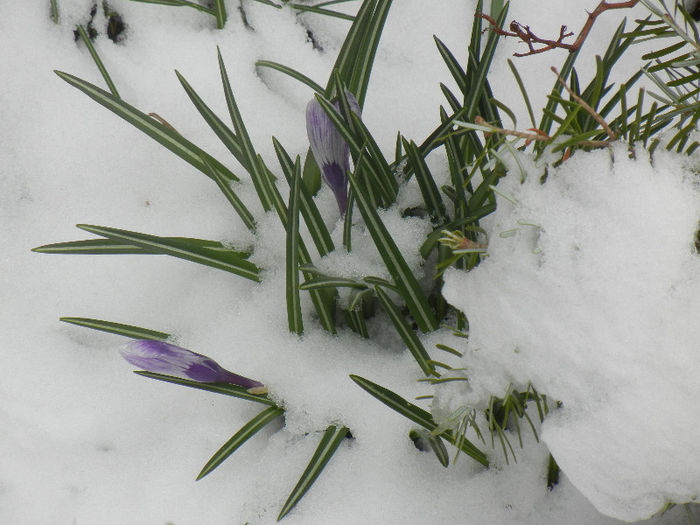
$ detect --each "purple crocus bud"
[121,340,268,395]
[306,91,361,215]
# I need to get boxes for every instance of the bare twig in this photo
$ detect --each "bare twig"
[550,67,617,141]
[477,0,640,56]
[474,116,551,144]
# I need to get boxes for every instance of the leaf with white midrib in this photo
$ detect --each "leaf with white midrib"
[76,224,261,282]
[197,406,284,480]
[277,425,349,520]
[54,70,238,185]
[346,172,437,333]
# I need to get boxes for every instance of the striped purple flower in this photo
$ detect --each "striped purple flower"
[306,91,361,215]
[121,340,267,394]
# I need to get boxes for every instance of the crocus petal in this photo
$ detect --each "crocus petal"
[121,340,267,393]
[305,91,361,215]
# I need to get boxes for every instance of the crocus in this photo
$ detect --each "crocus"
[121,340,267,394]
[306,91,361,215]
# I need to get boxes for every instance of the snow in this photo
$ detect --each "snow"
[1,0,698,524]
[442,144,700,521]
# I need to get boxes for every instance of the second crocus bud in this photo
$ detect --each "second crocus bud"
[305,91,361,216]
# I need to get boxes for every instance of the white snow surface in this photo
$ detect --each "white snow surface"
[442,144,700,522]
[1,0,698,524]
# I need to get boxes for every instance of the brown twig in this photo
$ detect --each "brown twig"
[550,67,617,141]
[477,1,640,56]
[474,116,551,144]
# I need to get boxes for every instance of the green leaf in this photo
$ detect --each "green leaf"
[256,60,325,94]
[76,224,261,281]
[433,36,467,94]
[175,70,244,168]
[346,171,438,333]
[60,317,170,340]
[507,59,536,128]
[135,371,277,406]
[50,0,59,23]
[54,71,239,187]
[404,139,447,222]
[129,0,215,13]
[329,0,393,109]
[217,48,276,212]
[300,276,368,290]
[464,1,508,120]
[201,155,257,232]
[277,425,350,520]
[197,406,284,480]
[286,159,304,334]
[76,25,120,99]
[33,236,252,257]
[33,238,153,255]
[212,0,226,28]
[286,2,354,21]
[373,286,435,376]
[409,429,449,467]
[273,138,334,257]
[350,374,488,466]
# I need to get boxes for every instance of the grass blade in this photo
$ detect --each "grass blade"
[350,374,488,466]
[175,70,244,167]
[50,0,59,23]
[217,48,276,212]
[201,156,257,232]
[300,277,367,290]
[76,25,120,99]
[60,317,170,340]
[330,0,393,109]
[404,139,447,222]
[273,138,334,257]
[277,425,350,520]
[129,0,215,15]
[54,71,239,187]
[135,371,277,406]
[286,3,354,21]
[346,172,437,332]
[212,0,226,28]
[433,36,467,94]
[34,237,251,256]
[197,406,284,480]
[286,159,304,334]
[373,286,435,376]
[256,60,325,94]
[76,224,261,281]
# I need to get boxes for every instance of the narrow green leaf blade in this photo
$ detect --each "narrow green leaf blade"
[76,25,120,99]
[217,49,274,212]
[434,36,467,94]
[60,317,170,340]
[350,374,488,466]
[300,277,367,290]
[346,172,437,332]
[33,238,151,255]
[404,139,448,222]
[197,406,284,480]
[256,60,325,94]
[277,425,350,520]
[135,371,277,406]
[350,374,437,429]
[54,71,239,186]
[175,70,244,167]
[286,159,304,334]
[374,286,435,376]
[273,138,334,257]
[76,224,261,281]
